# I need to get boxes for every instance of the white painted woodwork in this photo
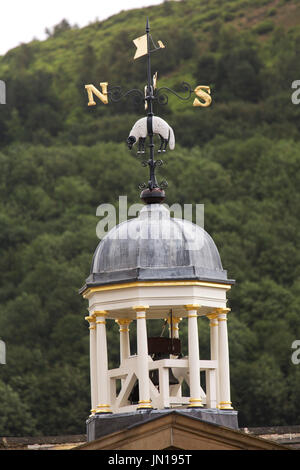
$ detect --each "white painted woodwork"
[86,283,232,415]
[218,312,232,409]
[95,312,111,413]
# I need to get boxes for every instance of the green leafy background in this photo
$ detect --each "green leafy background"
[0,0,300,435]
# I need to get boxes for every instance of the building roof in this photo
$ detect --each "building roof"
[83,204,234,291]
[2,424,299,450]
[73,412,289,451]
[0,434,86,451]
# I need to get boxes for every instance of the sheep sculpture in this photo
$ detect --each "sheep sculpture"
[127,116,175,154]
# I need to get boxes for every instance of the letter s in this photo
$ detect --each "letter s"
[193,85,212,107]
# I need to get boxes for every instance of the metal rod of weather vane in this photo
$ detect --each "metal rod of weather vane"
[146,18,158,190]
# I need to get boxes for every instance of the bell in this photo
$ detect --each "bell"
[169,368,179,385]
[150,368,179,387]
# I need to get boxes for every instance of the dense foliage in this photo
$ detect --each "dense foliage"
[0,0,300,435]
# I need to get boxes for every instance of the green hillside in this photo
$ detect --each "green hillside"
[0,0,300,436]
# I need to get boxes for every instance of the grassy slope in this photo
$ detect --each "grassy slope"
[1,0,299,100]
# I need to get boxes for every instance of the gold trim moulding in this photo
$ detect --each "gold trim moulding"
[96,404,112,413]
[185,304,201,311]
[82,281,232,298]
[132,305,149,312]
[137,400,153,409]
[219,401,233,410]
[166,316,182,324]
[188,398,203,408]
[85,315,96,322]
[216,308,231,316]
[206,313,218,320]
[93,310,108,316]
[115,318,132,326]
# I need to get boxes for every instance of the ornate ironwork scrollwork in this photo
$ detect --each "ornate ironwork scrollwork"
[155,82,193,105]
[156,93,168,106]
[108,86,145,105]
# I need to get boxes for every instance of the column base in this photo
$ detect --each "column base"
[219,401,233,410]
[137,400,153,410]
[188,398,203,408]
[95,404,112,414]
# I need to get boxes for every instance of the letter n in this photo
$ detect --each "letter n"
[85,82,108,106]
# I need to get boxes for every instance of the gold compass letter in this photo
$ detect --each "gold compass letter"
[193,85,212,107]
[85,82,109,106]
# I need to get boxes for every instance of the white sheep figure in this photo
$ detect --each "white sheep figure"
[127,116,175,154]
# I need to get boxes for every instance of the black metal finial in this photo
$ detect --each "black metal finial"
[139,18,166,204]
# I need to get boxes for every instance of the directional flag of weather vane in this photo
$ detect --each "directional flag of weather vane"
[133,31,165,60]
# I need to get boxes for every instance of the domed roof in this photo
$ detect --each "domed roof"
[84,204,233,288]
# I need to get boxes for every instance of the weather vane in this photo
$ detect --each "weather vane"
[84,18,212,203]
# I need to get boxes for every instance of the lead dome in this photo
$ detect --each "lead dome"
[83,204,233,289]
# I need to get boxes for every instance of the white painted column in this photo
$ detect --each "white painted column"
[133,305,152,410]
[115,318,132,364]
[168,315,182,398]
[207,313,219,408]
[85,314,97,415]
[217,308,233,410]
[185,304,203,408]
[95,310,112,414]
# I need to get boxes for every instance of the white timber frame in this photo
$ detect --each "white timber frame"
[83,280,233,415]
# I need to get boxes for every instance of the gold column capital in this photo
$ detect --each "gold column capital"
[207,313,218,319]
[166,315,182,324]
[85,315,96,322]
[207,313,219,326]
[93,310,108,317]
[115,318,132,326]
[132,305,149,312]
[185,304,201,311]
[215,308,231,314]
[115,318,132,331]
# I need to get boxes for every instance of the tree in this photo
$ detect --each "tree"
[0,380,37,436]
